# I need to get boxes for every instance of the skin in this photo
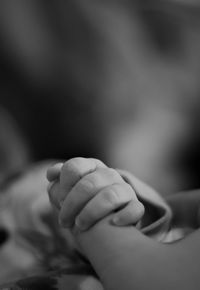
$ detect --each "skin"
[166,189,200,228]
[47,157,200,290]
[47,158,144,230]
[74,214,200,290]
[74,188,200,290]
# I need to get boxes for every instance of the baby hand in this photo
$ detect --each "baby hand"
[47,158,144,231]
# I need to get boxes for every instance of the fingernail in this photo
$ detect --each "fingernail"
[112,216,122,226]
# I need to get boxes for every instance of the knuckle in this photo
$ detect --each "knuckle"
[102,185,121,206]
[61,160,73,175]
[71,157,86,167]
[61,158,87,181]
[106,168,121,180]
[77,177,94,194]
[86,171,104,188]
[122,182,138,200]
[62,158,84,173]
[123,181,133,192]
[90,158,106,168]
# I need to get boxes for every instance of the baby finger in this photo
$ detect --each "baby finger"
[112,200,145,226]
[74,182,135,231]
[47,180,61,209]
[46,162,64,182]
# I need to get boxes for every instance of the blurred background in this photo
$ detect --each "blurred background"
[0,0,200,195]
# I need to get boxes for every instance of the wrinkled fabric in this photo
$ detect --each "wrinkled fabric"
[0,162,179,290]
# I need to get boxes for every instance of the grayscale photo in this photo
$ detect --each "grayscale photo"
[0,0,200,289]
